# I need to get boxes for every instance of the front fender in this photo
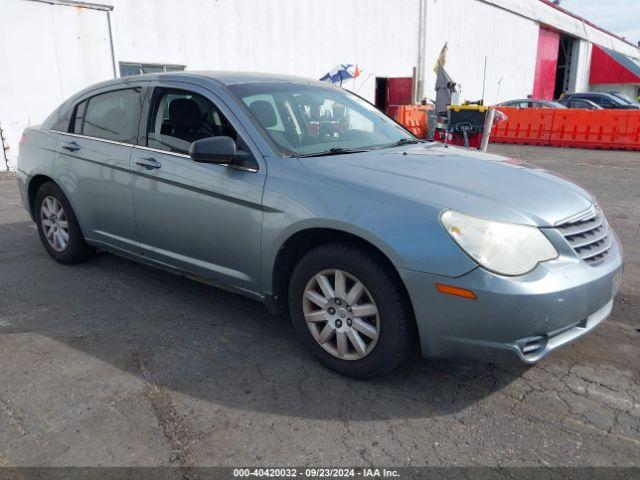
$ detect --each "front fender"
[260,161,477,293]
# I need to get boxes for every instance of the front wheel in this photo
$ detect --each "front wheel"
[288,243,416,378]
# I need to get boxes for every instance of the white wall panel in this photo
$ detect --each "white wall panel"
[568,39,592,93]
[422,0,540,104]
[0,0,114,170]
[111,0,420,103]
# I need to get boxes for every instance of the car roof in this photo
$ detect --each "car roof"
[189,71,326,85]
[95,71,326,88]
[60,71,332,110]
[500,98,556,103]
[567,92,614,98]
[498,99,565,107]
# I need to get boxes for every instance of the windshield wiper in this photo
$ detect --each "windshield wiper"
[296,139,424,158]
[389,138,422,147]
[297,147,369,158]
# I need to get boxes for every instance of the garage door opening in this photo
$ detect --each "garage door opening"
[554,34,576,99]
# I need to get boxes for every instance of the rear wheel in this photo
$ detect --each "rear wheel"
[34,182,93,264]
[289,243,416,378]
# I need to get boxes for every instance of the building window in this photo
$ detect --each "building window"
[119,62,185,77]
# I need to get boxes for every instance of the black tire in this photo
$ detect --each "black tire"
[288,243,416,378]
[34,181,93,264]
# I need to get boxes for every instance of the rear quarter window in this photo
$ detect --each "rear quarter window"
[51,107,72,132]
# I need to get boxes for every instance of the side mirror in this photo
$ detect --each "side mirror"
[190,136,236,164]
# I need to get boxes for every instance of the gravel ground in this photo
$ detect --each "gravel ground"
[0,145,638,469]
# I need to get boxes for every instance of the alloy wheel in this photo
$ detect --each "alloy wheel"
[40,196,69,252]
[302,269,380,360]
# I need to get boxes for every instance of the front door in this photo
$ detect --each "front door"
[131,82,266,294]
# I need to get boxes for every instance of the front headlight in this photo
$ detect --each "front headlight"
[440,210,557,276]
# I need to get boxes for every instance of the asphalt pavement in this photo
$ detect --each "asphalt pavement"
[0,144,638,469]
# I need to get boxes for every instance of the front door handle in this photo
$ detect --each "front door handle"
[135,157,162,170]
[62,141,81,152]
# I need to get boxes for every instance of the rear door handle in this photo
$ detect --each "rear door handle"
[135,157,162,170]
[62,141,81,152]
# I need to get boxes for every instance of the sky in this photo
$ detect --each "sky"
[560,0,640,45]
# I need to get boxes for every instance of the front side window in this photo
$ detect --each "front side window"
[599,98,616,108]
[73,88,142,143]
[585,95,616,108]
[228,83,413,157]
[147,88,237,155]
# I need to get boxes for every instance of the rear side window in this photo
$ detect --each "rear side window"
[51,108,72,132]
[72,88,142,143]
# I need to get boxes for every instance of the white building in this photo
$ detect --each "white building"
[1,0,639,170]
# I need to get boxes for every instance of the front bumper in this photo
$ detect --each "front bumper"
[399,230,624,364]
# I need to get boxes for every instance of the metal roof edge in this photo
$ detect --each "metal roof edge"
[538,0,638,50]
[477,0,639,58]
[25,0,113,12]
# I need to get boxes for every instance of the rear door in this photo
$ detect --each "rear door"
[131,81,266,294]
[53,85,145,254]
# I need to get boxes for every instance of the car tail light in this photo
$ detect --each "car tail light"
[19,132,27,148]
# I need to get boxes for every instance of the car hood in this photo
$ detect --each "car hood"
[298,143,595,227]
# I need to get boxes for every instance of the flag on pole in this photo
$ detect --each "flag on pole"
[319,64,361,85]
[433,43,448,74]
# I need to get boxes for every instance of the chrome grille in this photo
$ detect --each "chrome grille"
[556,209,611,266]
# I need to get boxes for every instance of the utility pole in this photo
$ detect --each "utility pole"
[415,0,428,103]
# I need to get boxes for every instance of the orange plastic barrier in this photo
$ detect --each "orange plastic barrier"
[491,107,555,146]
[623,111,640,150]
[491,108,640,151]
[396,105,431,139]
[550,110,629,149]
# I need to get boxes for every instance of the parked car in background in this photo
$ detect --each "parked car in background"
[497,99,566,109]
[559,92,640,109]
[16,72,624,378]
[563,98,603,110]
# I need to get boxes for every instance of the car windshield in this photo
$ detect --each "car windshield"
[609,92,638,105]
[228,82,415,157]
[601,94,628,106]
